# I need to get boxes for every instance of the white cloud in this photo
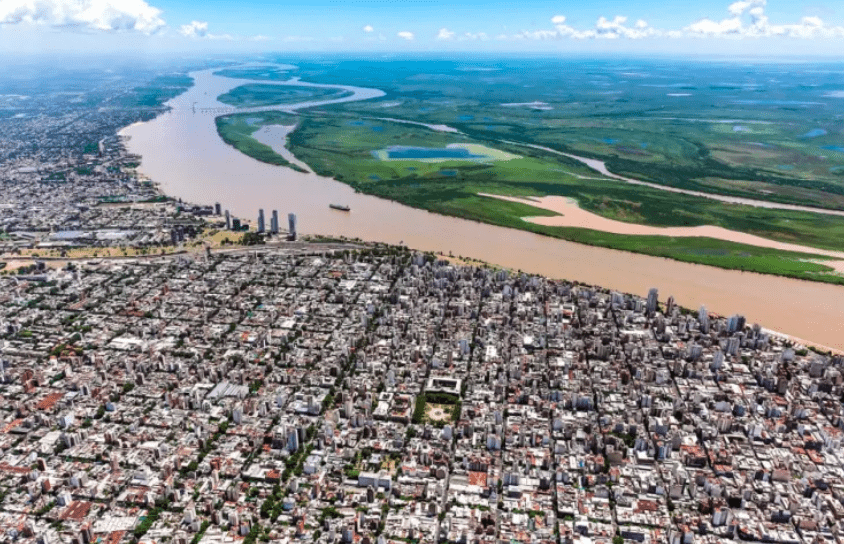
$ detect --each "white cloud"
[0,0,165,33]
[178,20,234,40]
[397,30,414,40]
[685,0,844,38]
[363,24,374,32]
[437,27,456,40]
[594,16,659,38]
[549,14,660,39]
[179,20,208,38]
[495,2,844,44]
[728,0,761,17]
[460,32,488,41]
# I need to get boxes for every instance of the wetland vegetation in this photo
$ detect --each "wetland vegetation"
[216,111,307,172]
[217,83,352,108]
[212,58,844,284]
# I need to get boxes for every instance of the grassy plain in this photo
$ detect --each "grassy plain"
[285,115,843,283]
[217,83,351,108]
[214,66,293,81]
[500,122,844,211]
[289,116,844,250]
[276,57,844,211]
[215,111,306,172]
[116,74,194,109]
[213,58,844,284]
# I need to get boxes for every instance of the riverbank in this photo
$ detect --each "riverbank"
[119,66,844,349]
[479,192,844,273]
[192,65,844,278]
[284,114,844,269]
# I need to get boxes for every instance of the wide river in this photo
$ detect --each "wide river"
[121,68,844,351]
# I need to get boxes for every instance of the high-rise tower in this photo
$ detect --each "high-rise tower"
[271,210,279,235]
[288,213,297,241]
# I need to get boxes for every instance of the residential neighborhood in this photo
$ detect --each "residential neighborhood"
[1,244,841,544]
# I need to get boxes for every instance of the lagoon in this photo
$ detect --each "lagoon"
[381,146,482,160]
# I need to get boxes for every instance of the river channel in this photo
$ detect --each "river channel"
[120,67,844,351]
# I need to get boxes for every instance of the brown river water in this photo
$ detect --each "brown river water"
[120,68,844,351]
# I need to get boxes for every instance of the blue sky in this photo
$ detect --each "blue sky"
[0,0,842,55]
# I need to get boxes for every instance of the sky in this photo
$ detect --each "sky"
[0,0,843,57]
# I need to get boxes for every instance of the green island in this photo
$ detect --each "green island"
[216,111,308,173]
[217,83,352,108]
[211,60,844,285]
[213,66,295,81]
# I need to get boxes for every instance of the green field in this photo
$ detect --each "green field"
[217,83,351,108]
[289,116,844,245]
[213,108,844,283]
[286,115,844,283]
[486,121,844,211]
[115,74,195,109]
[211,59,844,284]
[216,111,306,173]
[214,66,294,81]
[267,58,844,213]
